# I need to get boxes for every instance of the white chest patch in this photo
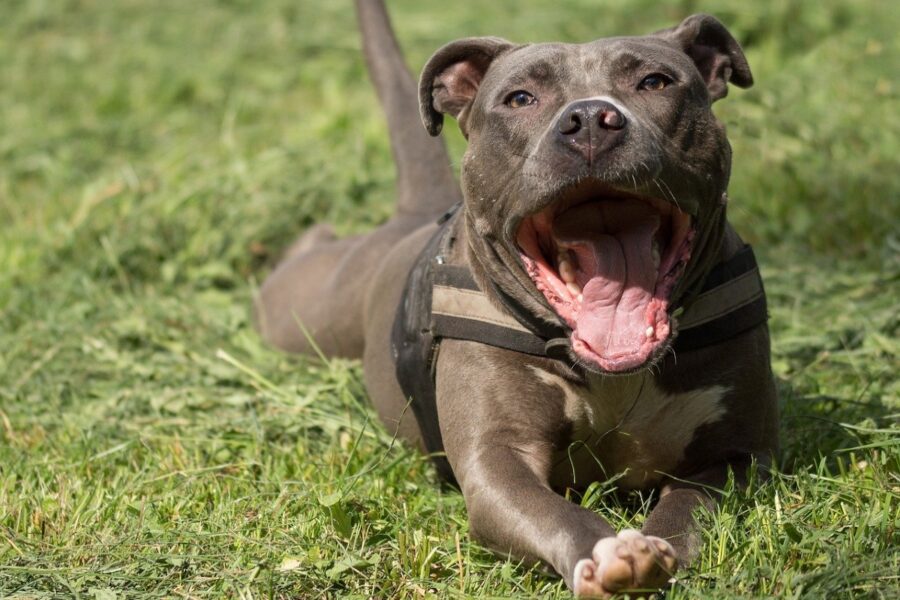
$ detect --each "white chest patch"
[529,367,729,489]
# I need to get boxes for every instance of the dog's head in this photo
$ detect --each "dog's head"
[419,14,752,374]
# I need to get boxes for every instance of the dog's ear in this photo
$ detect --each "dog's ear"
[419,37,513,137]
[655,14,753,102]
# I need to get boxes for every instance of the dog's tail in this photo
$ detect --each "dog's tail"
[355,0,462,217]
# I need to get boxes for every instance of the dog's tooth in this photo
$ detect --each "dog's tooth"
[558,259,576,283]
[577,293,583,303]
[645,326,655,338]
[566,282,581,296]
[652,243,661,270]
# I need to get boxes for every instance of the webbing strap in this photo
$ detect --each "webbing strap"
[431,265,554,357]
[390,218,457,484]
[430,244,768,356]
[673,245,768,350]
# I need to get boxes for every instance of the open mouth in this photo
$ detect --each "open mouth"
[517,182,694,372]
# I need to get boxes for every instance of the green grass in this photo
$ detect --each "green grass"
[0,0,897,597]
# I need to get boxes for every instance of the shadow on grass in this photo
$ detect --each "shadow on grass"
[777,377,895,472]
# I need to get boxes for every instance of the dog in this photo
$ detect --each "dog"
[255,1,778,596]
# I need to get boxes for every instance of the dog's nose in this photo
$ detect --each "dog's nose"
[556,99,626,162]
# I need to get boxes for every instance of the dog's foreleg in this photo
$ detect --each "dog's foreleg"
[640,461,756,566]
[456,445,680,598]
[455,444,614,587]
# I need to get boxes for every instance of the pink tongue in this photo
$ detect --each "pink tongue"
[552,200,660,361]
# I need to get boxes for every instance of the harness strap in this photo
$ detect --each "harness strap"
[432,266,553,357]
[673,245,768,351]
[390,217,457,484]
[430,244,767,357]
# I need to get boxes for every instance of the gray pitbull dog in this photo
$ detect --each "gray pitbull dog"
[256,1,778,596]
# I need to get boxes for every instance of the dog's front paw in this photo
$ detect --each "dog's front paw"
[573,529,678,598]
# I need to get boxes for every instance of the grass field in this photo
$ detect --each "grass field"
[1,0,898,597]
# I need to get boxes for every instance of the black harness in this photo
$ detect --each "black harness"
[390,206,768,484]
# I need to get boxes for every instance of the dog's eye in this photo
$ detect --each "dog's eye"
[638,74,672,91]
[505,90,537,108]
